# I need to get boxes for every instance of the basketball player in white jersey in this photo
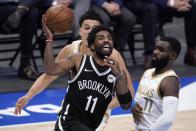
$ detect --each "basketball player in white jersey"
[14,10,134,130]
[131,37,181,131]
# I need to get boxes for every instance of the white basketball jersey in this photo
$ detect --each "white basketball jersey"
[71,40,82,53]
[134,68,178,131]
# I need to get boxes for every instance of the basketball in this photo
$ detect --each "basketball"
[45,5,74,34]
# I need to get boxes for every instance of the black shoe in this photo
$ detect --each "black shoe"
[3,12,21,33]
[184,53,196,66]
[17,65,40,81]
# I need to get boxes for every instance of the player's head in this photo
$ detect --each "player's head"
[79,10,103,44]
[151,37,181,69]
[87,25,115,59]
[79,10,103,27]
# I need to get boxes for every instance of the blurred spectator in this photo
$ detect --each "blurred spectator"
[71,0,91,40]
[0,0,71,80]
[124,0,158,69]
[91,0,136,56]
[0,0,43,80]
[155,0,196,66]
[0,0,92,80]
[3,0,53,32]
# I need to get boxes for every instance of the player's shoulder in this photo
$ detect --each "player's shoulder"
[166,69,178,77]
[70,53,85,61]
[55,44,73,61]
[158,69,178,79]
[141,68,155,78]
[62,40,81,52]
[56,40,82,61]
[160,70,179,83]
[145,68,155,74]
[71,39,82,45]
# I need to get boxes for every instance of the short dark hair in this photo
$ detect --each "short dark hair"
[79,10,103,27]
[87,25,115,48]
[160,37,181,58]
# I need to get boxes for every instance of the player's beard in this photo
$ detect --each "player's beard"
[95,44,113,59]
[151,56,169,70]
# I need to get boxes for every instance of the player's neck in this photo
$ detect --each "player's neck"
[154,65,171,76]
[92,54,105,66]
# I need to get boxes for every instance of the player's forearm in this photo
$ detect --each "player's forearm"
[150,96,179,131]
[44,41,58,75]
[116,72,132,110]
[26,73,59,100]
[117,51,135,97]
[116,73,129,94]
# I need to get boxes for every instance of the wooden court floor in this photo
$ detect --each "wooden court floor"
[1,110,196,131]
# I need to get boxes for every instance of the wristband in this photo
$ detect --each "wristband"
[117,92,132,104]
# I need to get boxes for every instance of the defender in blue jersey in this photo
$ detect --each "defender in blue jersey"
[41,22,132,131]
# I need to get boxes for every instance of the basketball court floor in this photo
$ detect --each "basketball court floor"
[0,75,196,131]
[0,18,196,131]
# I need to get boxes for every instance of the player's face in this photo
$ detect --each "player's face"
[151,41,170,69]
[94,30,113,59]
[80,20,100,45]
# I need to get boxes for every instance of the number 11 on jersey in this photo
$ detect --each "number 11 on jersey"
[143,98,153,113]
[85,95,98,113]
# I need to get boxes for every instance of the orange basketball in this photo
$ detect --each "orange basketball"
[45,5,74,34]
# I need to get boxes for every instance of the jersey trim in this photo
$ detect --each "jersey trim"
[68,55,86,83]
[151,69,174,79]
[71,40,82,53]
[57,115,64,131]
[90,56,111,76]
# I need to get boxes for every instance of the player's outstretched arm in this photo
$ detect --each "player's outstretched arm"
[14,74,56,115]
[42,14,75,75]
[18,44,73,102]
